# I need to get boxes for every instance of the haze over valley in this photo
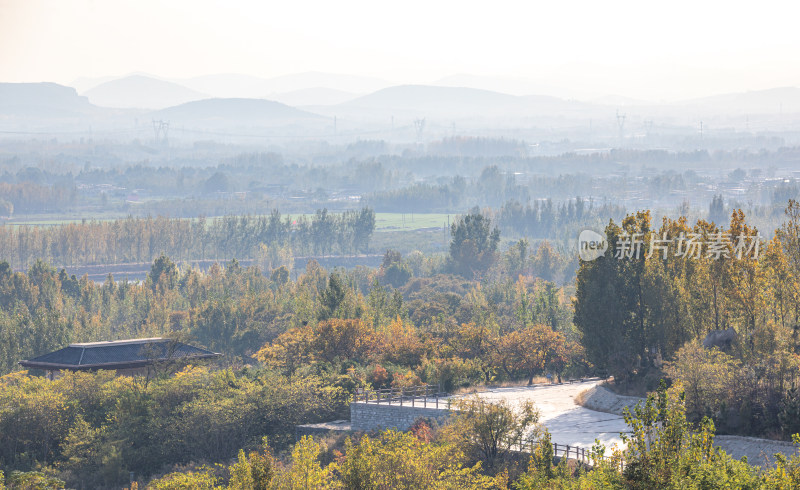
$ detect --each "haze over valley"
[5,2,800,488]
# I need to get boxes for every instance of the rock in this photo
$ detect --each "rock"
[702,327,736,350]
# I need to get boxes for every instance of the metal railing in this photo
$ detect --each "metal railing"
[353,384,624,469]
[552,441,625,469]
[511,437,625,469]
[355,384,451,409]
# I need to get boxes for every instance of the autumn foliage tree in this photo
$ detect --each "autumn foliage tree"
[255,319,380,373]
[492,324,568,385]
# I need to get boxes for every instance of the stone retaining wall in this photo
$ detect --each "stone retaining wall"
[350,402,451,431]
[576,385,643,415]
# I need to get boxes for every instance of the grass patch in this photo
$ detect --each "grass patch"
[4,212,453,232]
[373,213,451,231]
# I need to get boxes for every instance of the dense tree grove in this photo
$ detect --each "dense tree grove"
[0,207,375,269]
[0,224,584,486]
[574,202,800,438]
[0,182,76,214]
[0,368,347,488]
[7,201,800,487]
[50,382,800,489]
[494,198,626,241]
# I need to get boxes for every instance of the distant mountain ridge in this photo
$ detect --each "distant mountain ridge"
[331,84,593,119]
[433,74,575,98]
[0,82,95,117]
[268,87,358,107]
[154,97,323,121]
[3,78,800,137]
[83,75,208,109]
[678,87,800,115]
[175,72,391,99]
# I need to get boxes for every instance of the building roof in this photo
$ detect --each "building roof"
[19,337,220,371]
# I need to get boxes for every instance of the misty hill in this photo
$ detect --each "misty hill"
[153,98,323,124]
[269,87,358,107]
[591,94,648,106]
[70,75,122,93]
[346,85,516,110]
[256,72,389,94]
[83,75,207,109]
[177,72,390,99]
[330,85,593,120]
[175,74,273,99]
[0,82,95,117]
[433,74,572,98]
[681,87,800,115]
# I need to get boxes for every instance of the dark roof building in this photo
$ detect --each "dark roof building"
[19,337,220,373]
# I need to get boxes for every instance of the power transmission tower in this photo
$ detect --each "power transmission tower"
[616,111,626,145]
[413,118,426,143]
[152,120,170,146]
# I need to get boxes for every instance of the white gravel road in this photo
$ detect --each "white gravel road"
[464,380,799,467]
[466,380,628,450]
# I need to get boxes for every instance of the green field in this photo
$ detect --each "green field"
[1,215,121,227]
[2,212,455,232]
[373,213,451,231]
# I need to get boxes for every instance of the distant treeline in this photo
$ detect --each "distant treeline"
[0,208,375,269]
[0,182,76,214]
[3,145,800,219]
[494,198,627,239]
[363,166,693,213]
[426,136,528,157]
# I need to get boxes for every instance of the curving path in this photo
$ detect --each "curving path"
[466,380,629,450]
[466,380,800,467]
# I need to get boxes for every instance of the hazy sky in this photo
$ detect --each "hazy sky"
[1,0,799,101]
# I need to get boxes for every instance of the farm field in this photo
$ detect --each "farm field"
[2,212,454,232]
[372,212,450,231]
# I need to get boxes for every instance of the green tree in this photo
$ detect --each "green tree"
[505,238,528,278]
[448,212,500,278]
[336,430,495,489]
[620,381,762,488]
[149,254,179,293]
[318,272,347,320]
[442,397,539,474]
[148,467,220,489]
[531,241,562,283]
[4,471,65,489]
[0,199,12,218]
[228,437,274,490]
[353,207,376,253]
[273,436,333,489]
[573,212,653,382]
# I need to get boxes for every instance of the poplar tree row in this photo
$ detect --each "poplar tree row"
[0,207,376,268]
